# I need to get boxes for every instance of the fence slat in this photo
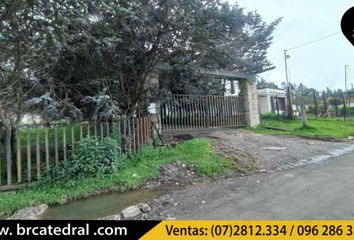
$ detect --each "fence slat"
[16,128,21,183]
[123,119,127,152]
[100,122,104,138]
[132,118,136,152]
[94,123,97,138]
[26,128,31,182]
[54,127,59,167]
[127,119,131,154]
[63,126,67,162]
[87,123,90,138]
[160,94,246,130]
[139,117,144,148]
[36,127,40,179]
[5,128,12,185]
[80,125,83,142]
[45,127,49,170]
[71,126,75,151]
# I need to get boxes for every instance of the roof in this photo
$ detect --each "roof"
[155,63,257,81]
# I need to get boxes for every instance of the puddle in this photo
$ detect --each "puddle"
[274,144,354,171]
[39,188,164,220]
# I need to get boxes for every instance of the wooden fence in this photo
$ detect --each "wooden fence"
[161,95,246,130]
[0,116,152,187]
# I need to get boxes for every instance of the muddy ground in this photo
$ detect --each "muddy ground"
[143,128,353,220]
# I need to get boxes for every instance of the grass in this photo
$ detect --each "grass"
[251,114,354,140]
[0,139,237,219]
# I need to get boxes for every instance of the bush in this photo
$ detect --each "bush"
[41,137,124,184]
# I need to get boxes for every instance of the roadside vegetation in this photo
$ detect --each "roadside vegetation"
[0,138,238,219]
[252,114,354,140]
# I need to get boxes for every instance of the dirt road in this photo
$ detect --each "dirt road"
[149,129,354,219]
[174,150,354,219]
[163,128,352,171]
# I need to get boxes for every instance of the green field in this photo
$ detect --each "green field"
[252,114,354,140]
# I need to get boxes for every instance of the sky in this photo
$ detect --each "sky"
[231,0,354,91]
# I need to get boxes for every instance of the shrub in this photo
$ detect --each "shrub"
[40,137,124,184]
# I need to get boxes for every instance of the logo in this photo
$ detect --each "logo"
[341,6,354,46]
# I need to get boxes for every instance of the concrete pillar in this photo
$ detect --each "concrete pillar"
[239,79,260,127]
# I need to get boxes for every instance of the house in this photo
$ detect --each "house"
[257,88,287,115]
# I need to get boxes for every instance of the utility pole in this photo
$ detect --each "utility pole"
[345,65,348,103]
[284,50,294,119]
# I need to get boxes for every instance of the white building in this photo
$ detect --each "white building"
[257,88,287,114]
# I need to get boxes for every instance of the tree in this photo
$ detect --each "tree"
[48,0,281,113]
[257,78,279,89]
[1,0,281,121]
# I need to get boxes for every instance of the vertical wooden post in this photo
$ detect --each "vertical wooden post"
[140,117,144,147]
[145,116,148,142]
[212,96,216,127]
[36,127,40,179]
[342,92,347,121]
[26,128,31,182]
[79,125,83,142]
[323,90,328,116]
[87,123,90,138]
[160,101,164,131]
[100,122,104,138]
[16,128,21,183]
[276,95,280,119]
[270,96,275,113]
[123,119,127,152]
[106,121,110,137]
[295,96,299,114]
[45,127,49,170]
[205,96,210,128]
[127,119,131,154]
[63,126,67,162]
[313,90,319,119]
[71,125,75,151]
[54,127,59,167]
[117,119,122,154]
[94,122,97,138]
[136,118,140,151]
[4,127,12,185]
[334,95,339,117]
[132,118,136,153]
[301,95,308,127]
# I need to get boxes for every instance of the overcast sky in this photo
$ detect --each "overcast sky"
[231,0,354,91]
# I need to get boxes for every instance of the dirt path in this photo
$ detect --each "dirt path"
[163,128,351,171]
[146,129,354,219]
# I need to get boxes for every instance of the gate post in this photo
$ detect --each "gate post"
[239,78,260,127]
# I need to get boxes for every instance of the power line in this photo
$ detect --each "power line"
[287,31,340,51]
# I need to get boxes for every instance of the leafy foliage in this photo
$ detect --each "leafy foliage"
[1,0,280,124]
[41,137,123,184]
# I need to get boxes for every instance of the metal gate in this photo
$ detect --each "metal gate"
[160,94,246,130]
